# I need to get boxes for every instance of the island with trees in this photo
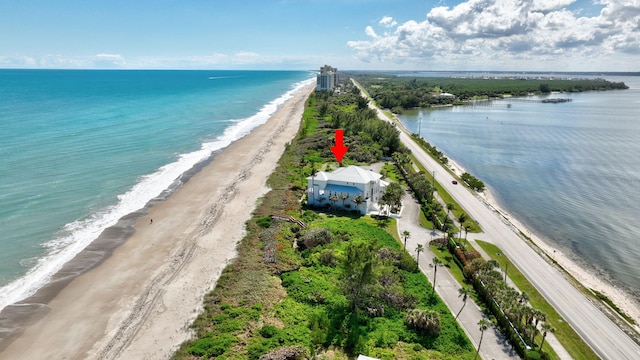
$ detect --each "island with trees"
[347,73,628,114]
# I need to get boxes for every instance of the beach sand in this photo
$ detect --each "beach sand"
[0,84,314,360]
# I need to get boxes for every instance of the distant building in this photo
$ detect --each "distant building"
[307,165,388,214]
[316,65,338,91]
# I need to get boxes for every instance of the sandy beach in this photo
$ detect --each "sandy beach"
[0,83,314,360]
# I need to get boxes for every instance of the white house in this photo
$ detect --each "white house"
[306,165,388,214]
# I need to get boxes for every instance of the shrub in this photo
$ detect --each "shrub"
[318,249,337,267]
[247,341,270,360]
[298,228,333,250]
[373,329,399,348]
[260,325,281,338]
[460,173,485,192]
[188,334,237,357]
[257,216,273,228]
[464,249,482,262]
[526,350,542,359]
[405,309,441,337]
[453,247,468,265]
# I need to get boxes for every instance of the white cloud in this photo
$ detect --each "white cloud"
[0,55,37,68]
[0,54,127,69]
[365,25,378,38]
[379,16,397,28]
[234,51,260,58]
[347,0,640,70]
[0,51,319,70]
[93,54,126,67]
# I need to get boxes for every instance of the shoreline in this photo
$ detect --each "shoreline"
[383,96,640,330]
[0,83,315,360]
[443,151,640,329]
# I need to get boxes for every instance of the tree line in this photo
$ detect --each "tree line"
[349,73,628,112]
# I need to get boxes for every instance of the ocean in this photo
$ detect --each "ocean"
[0,69,314,311]
[398,74,640,299]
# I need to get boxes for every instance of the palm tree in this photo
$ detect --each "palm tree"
[457,213,468,239]
[402,230,411,249]
[405,308,441,336]
[415,244,424,264]
[328,192,339,210]
[455,286,471,319]
[539,322,555,350]
[533,310,546,327]
[432,202,443,214]
[442,216,453,233]
[393,152,409,166]
[446,202,455,215]
[444,223,455,240]
[340,192,349,208]
[475,318,490,360]
[352,194,366,213]
[430,256,443,293]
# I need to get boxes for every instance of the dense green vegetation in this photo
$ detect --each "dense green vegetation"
[173,81,475,359]
[303,87,405,165]
[349,74,628,112]
[460,173,485,192]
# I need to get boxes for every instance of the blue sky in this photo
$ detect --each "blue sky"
[1,0,638,71]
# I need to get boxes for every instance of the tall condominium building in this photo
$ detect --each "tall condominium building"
[316,65,339,91]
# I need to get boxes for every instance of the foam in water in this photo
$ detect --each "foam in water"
[0,77,314,312]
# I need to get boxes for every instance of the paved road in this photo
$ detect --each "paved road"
[398,193,519,359]
[368,95,640,359]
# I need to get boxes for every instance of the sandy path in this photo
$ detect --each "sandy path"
[0,84,314,360]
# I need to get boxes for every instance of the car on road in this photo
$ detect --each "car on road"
[452,180,458,185]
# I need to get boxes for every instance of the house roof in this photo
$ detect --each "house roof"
[357,356,380,360]
[308,165,382,184]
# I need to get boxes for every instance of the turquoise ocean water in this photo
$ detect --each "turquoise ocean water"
[398,74,640,298]
[0,70,314,311]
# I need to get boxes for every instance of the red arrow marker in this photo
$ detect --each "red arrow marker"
[330,129,349,163]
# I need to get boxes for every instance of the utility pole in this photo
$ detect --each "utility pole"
[504,262,508,282]
[432,170,436,189]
